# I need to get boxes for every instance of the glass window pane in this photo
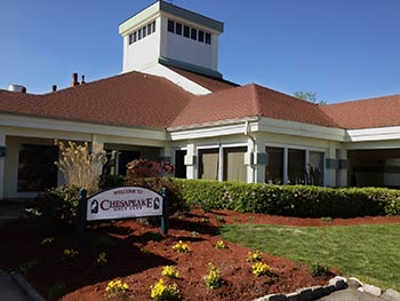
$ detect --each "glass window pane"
[129,34,133,45]
[309,151,324,186]
[168,20,175,33]
[176,23,182,35]
[184,25,190,38]
[138,30,142,40]
[191,28,197,40]
[148,24,152,35]
[198,149,219,180]
[198,30,204,42]
[142,26,146,38]
[288,149,306,185]
[133,32,137,42]
[266,147,284,184]
[18,144,59,192]
[152,21,156,33]
[205,32,211,44]
[223,147,247,182]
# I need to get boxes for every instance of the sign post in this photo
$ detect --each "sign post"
[77,186,168,245]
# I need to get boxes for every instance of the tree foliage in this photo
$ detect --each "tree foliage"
[294,91,326,105]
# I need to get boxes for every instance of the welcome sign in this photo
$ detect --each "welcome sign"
[86,187,163,221]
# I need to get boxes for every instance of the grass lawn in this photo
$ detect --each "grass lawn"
[220,223,400,290]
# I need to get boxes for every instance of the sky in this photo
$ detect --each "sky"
[0,0,399,103]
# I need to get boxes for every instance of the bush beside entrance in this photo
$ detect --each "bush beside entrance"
[170,179,400,218]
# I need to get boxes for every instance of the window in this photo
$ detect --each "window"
[133,32,137,42]
[176,23,182,35]
[18,144,59,192]
[288,149,306,185]
[309,151,324,186]
[147,24,152,35]
[191,28,197,40]
[129,34,134,45]
[266,147,284,184]
[142,26,146,38]
[152,21,156,33]
[175,150,187,178]
[198,30,204,42]
[168,20,175,32]
[205,32,211,44]
[198,149,219,180]
[183,25,190,38]
[138,29,142,40]
[223,147,247,182]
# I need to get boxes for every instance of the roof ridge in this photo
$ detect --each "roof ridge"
[40,70,174,97]
[250,83,321,107]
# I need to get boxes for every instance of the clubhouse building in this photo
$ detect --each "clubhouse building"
[1,1,400,200]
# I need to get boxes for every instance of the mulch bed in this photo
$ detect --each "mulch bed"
[2,209,398,300]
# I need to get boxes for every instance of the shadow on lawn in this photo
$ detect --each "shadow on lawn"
[169,217,220,236]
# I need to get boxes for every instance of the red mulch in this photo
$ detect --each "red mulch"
[2,210,399,300]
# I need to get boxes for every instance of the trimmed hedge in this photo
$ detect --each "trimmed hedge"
[170,179,400,218]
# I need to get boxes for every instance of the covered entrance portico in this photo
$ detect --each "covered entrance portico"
[0,114,167,201]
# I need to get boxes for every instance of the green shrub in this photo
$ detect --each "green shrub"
[171,179,400,218]
[30,185,81,225]
[124,177,189,216]
[99,174,124,189]
[310,262,331,277]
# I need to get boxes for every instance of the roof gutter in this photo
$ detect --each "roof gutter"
[167,116,259,132]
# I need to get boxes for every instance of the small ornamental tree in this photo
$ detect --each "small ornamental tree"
[126,159,175,179]
[125,159,188,216]
[55,140,108,194]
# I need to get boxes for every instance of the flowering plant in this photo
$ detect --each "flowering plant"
[150,279,180,300]
[63,249,79,259]
[105,279,129,297]
[247,250,262,262]
[172,241,190,253]
[215,240,226,249]
[204,263,221,289]
[41,237,55,246]
[251,262,272,277]
[97,252,108,266]
[161,266,180,279]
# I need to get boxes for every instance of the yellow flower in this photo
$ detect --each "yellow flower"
[251,262,272,277]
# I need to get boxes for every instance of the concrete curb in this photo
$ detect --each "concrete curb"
[254,277,348,301]
[10,272,46,301]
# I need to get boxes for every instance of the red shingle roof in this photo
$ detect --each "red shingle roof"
[169,67,239,92]
[170,84,339,128]
[0,71,192,129]
[1,69,399,131]
[320,95,400,129]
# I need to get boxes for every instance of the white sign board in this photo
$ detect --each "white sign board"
[86,187,163,221]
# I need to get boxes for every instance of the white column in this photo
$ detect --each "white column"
[246,138,255,183]
[0,133,6,200]
[337,148,348,187]
[218,145,224,182]
[283,148,288,184]
[91,135,104,153]
[246,137,267,184]
[326,143,337,187]
[185,143,197,179]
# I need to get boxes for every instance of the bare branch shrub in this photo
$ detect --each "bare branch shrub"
[55,140,107,194]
